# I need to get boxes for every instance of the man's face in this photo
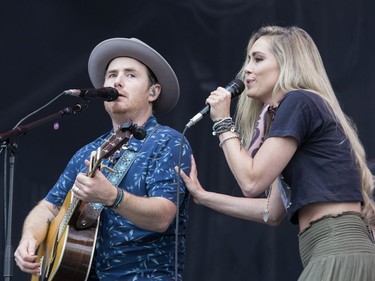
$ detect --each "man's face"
[103,57,157,120]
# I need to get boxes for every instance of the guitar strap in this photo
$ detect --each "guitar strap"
[76,124,160,229]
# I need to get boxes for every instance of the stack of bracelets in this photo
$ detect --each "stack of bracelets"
[107,187,124,209]
[212,117,241,148]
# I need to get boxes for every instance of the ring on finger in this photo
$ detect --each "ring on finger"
[72,185,80,193]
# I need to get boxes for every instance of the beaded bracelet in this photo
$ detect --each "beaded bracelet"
[213,117,232,127]
[212,117,237,136]
[107,187,124,209]
[219,134,240,148]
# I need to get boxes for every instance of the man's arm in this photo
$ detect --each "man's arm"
[14,199,58,275]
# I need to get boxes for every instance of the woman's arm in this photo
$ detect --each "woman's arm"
[177,156,286,226]
[218,134,298,197]
[206,86,298,197]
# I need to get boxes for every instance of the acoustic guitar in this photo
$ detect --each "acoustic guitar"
[32,121,142,281]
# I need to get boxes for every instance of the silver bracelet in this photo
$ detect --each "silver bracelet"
[219,134,240,148]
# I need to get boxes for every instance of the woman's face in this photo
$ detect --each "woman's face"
[244,36,280,104]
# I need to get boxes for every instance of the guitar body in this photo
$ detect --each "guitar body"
[32,190,99,281]
[30,121,142,281]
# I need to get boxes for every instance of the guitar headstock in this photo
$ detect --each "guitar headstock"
[98,124,132,160]
[86,121,146,176]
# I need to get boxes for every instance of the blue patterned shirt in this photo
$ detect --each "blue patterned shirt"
[45,116,192,280]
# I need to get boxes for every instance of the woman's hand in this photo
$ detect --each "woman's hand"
[175,155,206,204]
[206,87,232,122]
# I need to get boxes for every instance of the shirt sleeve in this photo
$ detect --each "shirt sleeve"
[44,135,107,205]
[268,90,325,146]
[145,132,192,205]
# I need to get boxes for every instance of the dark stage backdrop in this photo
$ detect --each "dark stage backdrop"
[1,1,374,280]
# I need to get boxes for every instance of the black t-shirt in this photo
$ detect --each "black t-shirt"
[268,90,363,224]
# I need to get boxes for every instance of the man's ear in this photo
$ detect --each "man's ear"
[149,84,161,101]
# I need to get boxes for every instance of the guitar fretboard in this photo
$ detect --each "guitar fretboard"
[57,196,80,241]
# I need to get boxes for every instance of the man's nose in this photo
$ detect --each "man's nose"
[114,75,124,87]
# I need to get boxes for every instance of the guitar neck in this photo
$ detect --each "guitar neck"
[57,195,80,241]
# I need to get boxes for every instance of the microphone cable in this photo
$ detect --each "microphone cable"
[12,91,66,130]
[174,125,189,281]
[0,91,67,155]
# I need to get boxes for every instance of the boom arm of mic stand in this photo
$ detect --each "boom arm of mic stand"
[0,103,88,143]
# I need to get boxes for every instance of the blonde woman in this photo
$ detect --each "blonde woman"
[178,26,375,280]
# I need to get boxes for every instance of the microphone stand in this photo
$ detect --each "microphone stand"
[0,103,87,281]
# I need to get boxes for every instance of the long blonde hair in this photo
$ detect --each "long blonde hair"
[235,25,375,227]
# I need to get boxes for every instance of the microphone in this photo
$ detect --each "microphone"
[63,87,119,101]
[185,79,245,128]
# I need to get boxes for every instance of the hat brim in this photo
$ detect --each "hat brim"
[88,38,179,116]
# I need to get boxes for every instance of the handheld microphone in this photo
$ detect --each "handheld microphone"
[63,87,119,101]
[185,79,245,128]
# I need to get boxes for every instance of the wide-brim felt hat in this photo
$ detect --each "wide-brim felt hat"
[88,38,180,115]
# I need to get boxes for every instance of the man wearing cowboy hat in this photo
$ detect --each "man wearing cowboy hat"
[14,38,192,280]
